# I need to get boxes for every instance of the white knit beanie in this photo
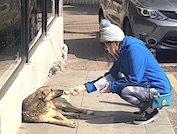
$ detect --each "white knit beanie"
[100,19,125,42]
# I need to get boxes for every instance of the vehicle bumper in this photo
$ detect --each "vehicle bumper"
[133,18,177,51]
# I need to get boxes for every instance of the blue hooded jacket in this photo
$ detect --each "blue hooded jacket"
[85,36,171,94]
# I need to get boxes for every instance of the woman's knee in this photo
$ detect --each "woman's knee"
[120,86,134,97]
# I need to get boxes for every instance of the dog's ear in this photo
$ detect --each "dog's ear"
[38,91,46,101]
[42,89,53,101]
[42,89,51,96]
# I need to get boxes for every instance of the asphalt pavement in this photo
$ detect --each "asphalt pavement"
[18,4,176,134]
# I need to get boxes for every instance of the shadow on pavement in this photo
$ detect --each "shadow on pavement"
[80,110,134,124]
[65,33,106,61]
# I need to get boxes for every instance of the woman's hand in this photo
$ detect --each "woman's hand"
[100,85,110,93]
[69,85,87,96]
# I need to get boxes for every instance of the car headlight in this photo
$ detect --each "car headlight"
[137,7,167,20]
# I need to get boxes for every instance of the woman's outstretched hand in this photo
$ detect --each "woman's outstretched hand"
[69,85,87,96]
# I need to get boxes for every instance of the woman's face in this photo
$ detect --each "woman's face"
[103,42,111,53]
[103,42,118,56]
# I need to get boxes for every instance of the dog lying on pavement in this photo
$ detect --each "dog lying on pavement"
[22,86,93,128]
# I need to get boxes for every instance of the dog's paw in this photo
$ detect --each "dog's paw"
[68,121,76,128]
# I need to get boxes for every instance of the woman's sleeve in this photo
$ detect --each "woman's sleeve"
[85,74,116,93]
[84,60,120,93]
[105,61,120,79]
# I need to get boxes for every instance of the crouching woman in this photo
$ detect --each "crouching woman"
[70,19,172,125]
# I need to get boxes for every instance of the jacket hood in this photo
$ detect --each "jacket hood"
[119,36,146,53]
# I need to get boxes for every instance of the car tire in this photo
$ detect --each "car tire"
[124,20,133,36]
[98,9,105,42]
[99,9,104,23]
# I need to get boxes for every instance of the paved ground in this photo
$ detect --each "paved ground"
[18,4,176,134]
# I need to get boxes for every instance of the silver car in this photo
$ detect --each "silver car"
[99,0,177,56]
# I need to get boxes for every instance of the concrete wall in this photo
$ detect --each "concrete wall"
[64,0,100,4]
[0,17,64,134]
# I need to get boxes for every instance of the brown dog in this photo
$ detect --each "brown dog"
[22,86,93,128]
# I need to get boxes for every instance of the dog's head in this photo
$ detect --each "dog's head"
[36,86,64,101]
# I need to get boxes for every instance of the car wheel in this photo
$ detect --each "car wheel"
[124,20,133,36]
[99,9,104,23]
[98,9,105,41]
